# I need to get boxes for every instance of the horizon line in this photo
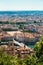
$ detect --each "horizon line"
[0,10,43,11]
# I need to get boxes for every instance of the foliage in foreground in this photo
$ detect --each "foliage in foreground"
[0,36,43,65]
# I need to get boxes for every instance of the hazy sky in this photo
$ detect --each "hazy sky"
[0,0,43,11]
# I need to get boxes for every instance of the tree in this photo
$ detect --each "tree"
[0,49,15,65]
[34,36,43,64]
[33,21,37,23]
[34,36,43,58]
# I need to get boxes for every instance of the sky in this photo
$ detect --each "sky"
[0,0,43,11]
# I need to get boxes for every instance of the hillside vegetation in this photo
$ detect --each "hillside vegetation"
[0,36,43,65]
